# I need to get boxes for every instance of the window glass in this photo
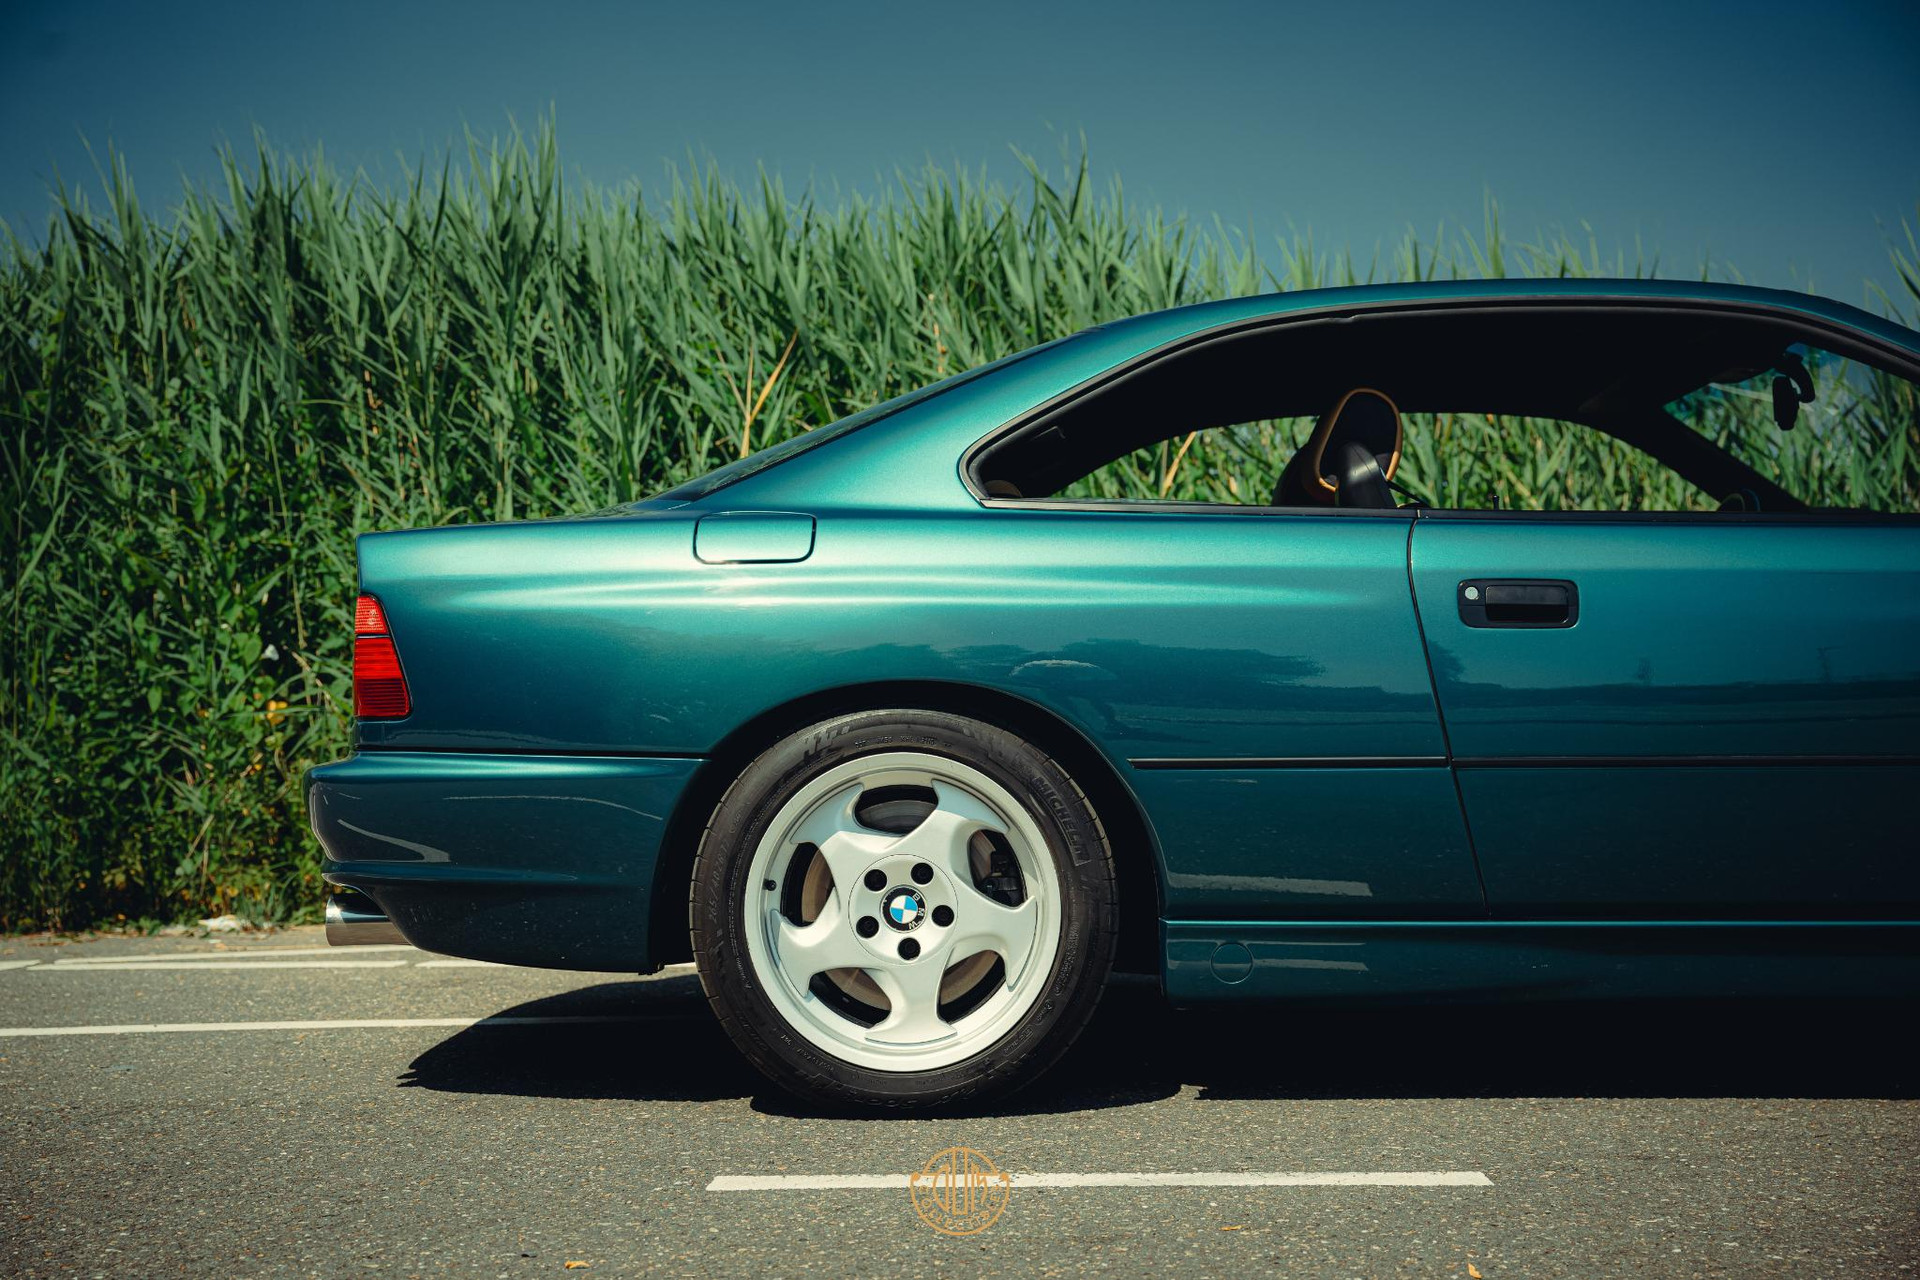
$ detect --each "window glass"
[1057,419,1308,504]
[974,309,1920,515]
[1668,345,1920,513]
[1394,414,1701,511]
[1055,415,1694,510]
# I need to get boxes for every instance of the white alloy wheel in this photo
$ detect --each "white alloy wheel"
[740,751,1062,1072]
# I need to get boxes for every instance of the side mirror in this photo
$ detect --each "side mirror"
[1772,375,1801,431]
[1772,353,1815,431]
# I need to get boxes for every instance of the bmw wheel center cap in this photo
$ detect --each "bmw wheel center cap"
[883,886,926,931]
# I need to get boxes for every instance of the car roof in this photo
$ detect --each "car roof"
[1074,278,1920,360]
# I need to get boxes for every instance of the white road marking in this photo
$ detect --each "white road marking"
[1010,1171,1491,1188]
[46,946,417,964]
[0,1014,672,1039]
[7,953,693,976]
[31,960,411,971]
[707,1171,1492,1191]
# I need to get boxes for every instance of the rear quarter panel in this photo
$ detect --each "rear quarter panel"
[353,502,1475,927]
[356,508,1439,763]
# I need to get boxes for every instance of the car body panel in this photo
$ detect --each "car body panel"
[356,510,1445,764]
[1163,920,1920,1003]
[1455,765,1920,918]
[1410,516,1920,917]
[309,751,698,969]
[1138,766,1482,918]
[306,279,1920,991]
[1411,518,1920,759]
[693,510,816,564]
[329,506,1477,961]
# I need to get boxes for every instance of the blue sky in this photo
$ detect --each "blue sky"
[2,0,1916,308]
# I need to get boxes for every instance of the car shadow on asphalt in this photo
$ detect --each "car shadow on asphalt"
[397,972,1918,1116]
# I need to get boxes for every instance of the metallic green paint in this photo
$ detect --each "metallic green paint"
[1163,920,1920,1003]
[310,751,698,969]
[304,280,1920,991]
[1412,519,1920,759]
[1456,765,1920,918]
[1136,767,1482,919]
[354,509,1443,762]
[1412,517,1920,917]
[692,510,816,564]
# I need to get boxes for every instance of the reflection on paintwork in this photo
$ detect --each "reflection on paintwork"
[356,513,1444,763]
[308,751,701,970]
[337,819,451,863]
[1165,920,1920,1003]
[1136,768,1481,919]
[1168,873,1374,898]
[1266,958,1369,972]
[1413,521,1920,759]
[1413,518,1920,918]
[446,793,661,822]
[1008,658,1108,678]
[1459,766,1920,917]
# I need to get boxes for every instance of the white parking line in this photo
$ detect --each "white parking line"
[6,955,696,975]
[0,1013,675,1039]
[47,945,418,964]
[708,1171,1493,1191]
[32,960,411,971]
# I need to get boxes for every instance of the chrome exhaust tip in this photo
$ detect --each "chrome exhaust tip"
[325,894,408,946]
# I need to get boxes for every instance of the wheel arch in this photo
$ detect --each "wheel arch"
[648,680,1165,977]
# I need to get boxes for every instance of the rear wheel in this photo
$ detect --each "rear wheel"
[690,710,1117,1109]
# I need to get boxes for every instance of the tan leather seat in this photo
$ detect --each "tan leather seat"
[1271,388,1404,508]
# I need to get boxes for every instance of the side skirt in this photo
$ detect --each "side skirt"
[1163,919,1920,1005]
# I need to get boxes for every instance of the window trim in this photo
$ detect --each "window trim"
[958,294,1920,520]
[1414,506,1920,527]
[974,496,1414,519]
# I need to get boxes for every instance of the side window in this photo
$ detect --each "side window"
[1393,414,1707,512]
[1052,414,1705,511]
[1057,419,1309,504]
[1668,345,1920,514]
[972,311,1920,516]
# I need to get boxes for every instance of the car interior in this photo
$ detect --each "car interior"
[969,303,1913,514]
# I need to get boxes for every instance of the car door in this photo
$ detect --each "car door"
[1409,513,1920,918]
[918,504,1488,924]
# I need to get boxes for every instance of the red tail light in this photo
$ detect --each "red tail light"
[352,593,411,719]
[354,594,390,636]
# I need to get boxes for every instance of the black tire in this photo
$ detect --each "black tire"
[689,709,1118,1110]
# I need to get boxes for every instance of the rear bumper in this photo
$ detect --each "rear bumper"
[306,751,702,971]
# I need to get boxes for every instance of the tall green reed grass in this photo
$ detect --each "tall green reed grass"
[3,124,1916,929]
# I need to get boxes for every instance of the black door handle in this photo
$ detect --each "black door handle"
[1458,579,1578,628]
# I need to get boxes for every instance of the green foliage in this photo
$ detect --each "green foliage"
[2,124,1915,929]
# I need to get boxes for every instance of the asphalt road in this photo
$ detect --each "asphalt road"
[2,929,1915,1278]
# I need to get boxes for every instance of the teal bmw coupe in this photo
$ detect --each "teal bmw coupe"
[309,280,1920,1108]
